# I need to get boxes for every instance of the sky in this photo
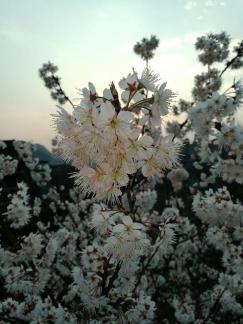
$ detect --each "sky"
[0,0,243,149]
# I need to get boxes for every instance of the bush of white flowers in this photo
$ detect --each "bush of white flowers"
[0,32,243,323]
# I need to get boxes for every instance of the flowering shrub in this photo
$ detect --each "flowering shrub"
[0,31,243,323]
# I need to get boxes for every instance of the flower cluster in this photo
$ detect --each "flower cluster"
[133,35,159,62]
[3,182,31,228]
[14,141,52,186]
[0,154,18,180]
[167,167,189,192]
[193,187,243,227]
[53,69,180,203]
[195,32,230,65]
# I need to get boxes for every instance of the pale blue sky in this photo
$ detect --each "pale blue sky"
[0,0,242,148]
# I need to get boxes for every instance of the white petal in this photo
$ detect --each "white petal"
[118,111,133,123]
[138,134,153,147]
[121,90,130,102]
[133,223,144,230]
[99,102,116,125]
[122,215,133,225]
[118,78,127,90]
[82,87,90,97]
[103,88,113,100]
[159,82,167,91]
[113,224,125,233]
[129,129,141,140]
[88,82,96,94]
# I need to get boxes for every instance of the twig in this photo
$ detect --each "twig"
[133,245,160,293]
[219,54,240,78]
[202,289,225,324]
[52,74,75,108]
[127,98,153,112]
[102,261,122,296]
[0,315,28,324]
[126,188,134,213]
[172,119,188,142]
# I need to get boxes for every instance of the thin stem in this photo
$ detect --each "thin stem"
[102,261,122,296]
[0,315,28,324]
[101,256,111,294]
[219,54,240,78]
[126,188,134,213]
[128,98,153,112]
[64,94,75,109]
[177,233,198,246]
[51,73,75,108]
[126,173,138,214]
[172,118,188,141]
[133,245,160,293]
[124,89,139,110]
[223,84,234,95]
[95,96,112,102]
[202,289,225,324]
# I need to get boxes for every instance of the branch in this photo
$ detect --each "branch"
[0,315,28,324]
[172,119,188,141]
[102,261,122,296]
[133,245,160,293]
[219,54,240,78]
[202,289,225,324]
[126,98,153,112]
[51,73,75,108]
[126,189,134,213]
